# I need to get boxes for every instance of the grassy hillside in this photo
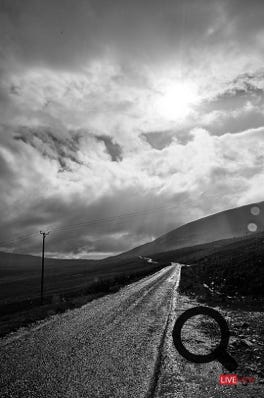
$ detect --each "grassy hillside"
[178,232,264,301]
[149,235,248,264]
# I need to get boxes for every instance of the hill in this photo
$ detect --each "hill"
[169,231,264,299]
[115,201,264,258]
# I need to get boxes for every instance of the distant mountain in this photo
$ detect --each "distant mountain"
[117,201,264,258]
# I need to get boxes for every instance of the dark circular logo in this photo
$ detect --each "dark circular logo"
[172,306,238,371]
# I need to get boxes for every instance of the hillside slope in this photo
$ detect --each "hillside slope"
[179,230,264,298]
[116,201,264,258]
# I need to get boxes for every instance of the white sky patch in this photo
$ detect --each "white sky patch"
[153,80,200,121]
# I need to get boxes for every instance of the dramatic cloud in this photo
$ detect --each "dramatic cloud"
[1,0,264,257]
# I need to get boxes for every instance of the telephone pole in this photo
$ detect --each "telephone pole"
[40,231,49,305]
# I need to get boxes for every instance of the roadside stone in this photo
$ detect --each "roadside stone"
[241,338,254,347]
[241,322,250,328]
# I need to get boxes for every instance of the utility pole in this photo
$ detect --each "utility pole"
[40,231,49,305]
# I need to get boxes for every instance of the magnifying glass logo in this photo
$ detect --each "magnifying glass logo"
[172,306,238,371]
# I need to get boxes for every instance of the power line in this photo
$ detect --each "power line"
[49,204,178,234]
[0,203,178,246]
[0,232,38,246]
[47,218,144,245]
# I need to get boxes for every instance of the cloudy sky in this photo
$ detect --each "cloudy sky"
[1,0,264,258]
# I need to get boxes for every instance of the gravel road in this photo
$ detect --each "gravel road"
[0,264,181,398]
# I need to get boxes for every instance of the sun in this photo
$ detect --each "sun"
[155,81,199,120]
